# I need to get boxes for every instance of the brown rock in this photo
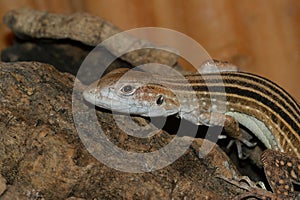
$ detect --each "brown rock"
[3,8,177,67]
[0,61,242,199]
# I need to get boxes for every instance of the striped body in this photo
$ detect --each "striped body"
[83,68,300,158]
[182,71,300,157]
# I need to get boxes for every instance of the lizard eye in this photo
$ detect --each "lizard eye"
[120,85,135,95]
[156,95,164,105]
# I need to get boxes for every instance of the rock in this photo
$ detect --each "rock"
[3,8,178,67]
[0,61,242,199]
[1,40,131,85]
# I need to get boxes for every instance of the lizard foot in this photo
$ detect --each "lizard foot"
[225,128,257,159]
[218,175,266,191]
[217,176,277,200]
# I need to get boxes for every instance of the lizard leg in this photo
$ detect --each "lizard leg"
[219,175,277,199]
[205,114,300,199]
[223,114,256,147]
[200,112,256,158]
[231,189,277,200]
[218,175,266,190]
[260,149,299,199]
[231,149,300,199]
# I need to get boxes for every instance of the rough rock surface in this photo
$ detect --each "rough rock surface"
[1,40,131,85]
[0,61,243,199]
[3,8,178,67]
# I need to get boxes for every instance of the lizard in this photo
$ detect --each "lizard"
[83,60,300,199]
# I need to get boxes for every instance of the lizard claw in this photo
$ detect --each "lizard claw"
[217,175,266,191]
[217,175,275,200]
[226,139,249,159]
[226,129,257,159]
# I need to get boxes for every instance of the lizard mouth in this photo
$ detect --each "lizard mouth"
[83,89,113,109]
[83,89,142,113]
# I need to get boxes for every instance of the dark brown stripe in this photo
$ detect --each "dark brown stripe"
[158,72,300,124]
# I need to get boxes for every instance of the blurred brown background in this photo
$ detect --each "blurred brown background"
[0,0,299,100]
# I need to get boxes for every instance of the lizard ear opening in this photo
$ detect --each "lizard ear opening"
[156,95,164,105]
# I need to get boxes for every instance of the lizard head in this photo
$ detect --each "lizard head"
[83,68,180,117]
